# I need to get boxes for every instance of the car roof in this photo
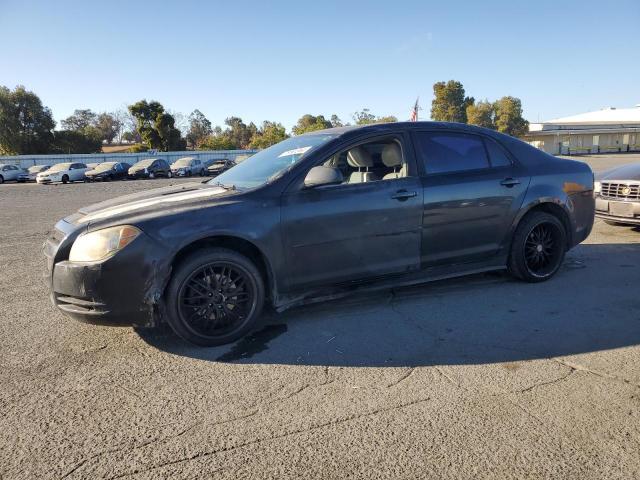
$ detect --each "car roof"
[303,121,503,138]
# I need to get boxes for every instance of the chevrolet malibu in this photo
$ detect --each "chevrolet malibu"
[44,122,595,346]
[594,162,640,226]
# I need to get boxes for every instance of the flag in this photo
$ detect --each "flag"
[409,97,419,122]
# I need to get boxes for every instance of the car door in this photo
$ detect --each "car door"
[72,163,87,181]
[280,133,424,290]
[7,165,20,181]
[412,130,529,266]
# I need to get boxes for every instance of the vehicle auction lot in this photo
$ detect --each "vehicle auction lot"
[1,157,639,479]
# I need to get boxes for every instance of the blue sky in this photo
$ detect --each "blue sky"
[1,0,639,130]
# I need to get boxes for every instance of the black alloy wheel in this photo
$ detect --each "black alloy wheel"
[165,248,265,346]
[508,211,566,282]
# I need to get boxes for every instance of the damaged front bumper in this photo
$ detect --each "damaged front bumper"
[44,219,170,328]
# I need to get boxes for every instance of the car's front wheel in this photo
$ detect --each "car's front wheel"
[508,211,566,282]
[61,174,69,184]
[165,248,265,346]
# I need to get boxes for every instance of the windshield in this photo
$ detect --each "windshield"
[29,165,49,173]
[208,134,337,189]
[48,163,73,172]
[94,162,117,171]
[135,159,155,168]
[172,158,194,167]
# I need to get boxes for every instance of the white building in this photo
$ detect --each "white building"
[526,105,640,155]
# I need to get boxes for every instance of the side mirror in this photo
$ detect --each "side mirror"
[304,166,344,188]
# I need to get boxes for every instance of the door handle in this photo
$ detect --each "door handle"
[391,190,417,201]
[500,178,520,187]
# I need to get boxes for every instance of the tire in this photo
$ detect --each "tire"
[508,211,567,283]
[200,169,205,177]
[167,171,172,178]
[62,174,69,184]
[0,175,4,184]
[165,248,265,346]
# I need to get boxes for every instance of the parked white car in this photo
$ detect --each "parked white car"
[36,162,89,184]
[170,157,207,177]
[0,164,25,183]
[18,164,51,182]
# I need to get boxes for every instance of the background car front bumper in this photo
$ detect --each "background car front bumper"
[595,197,640,224]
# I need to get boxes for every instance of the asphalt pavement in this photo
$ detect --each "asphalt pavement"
[0,157,639,479]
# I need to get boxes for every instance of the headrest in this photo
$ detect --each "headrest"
[347,147,373,168]
[381,143,402,167]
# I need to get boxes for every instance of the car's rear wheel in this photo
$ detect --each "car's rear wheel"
[165,248,265,346]
[508,211,566,282]
[62,174,69,184]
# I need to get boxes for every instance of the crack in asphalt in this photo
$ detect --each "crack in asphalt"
[518,368,577,394]
[104,395,433,479]
[553,358,640,389]
[388,367,415,388]
[57,422,202,479]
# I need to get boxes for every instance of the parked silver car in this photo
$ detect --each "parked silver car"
[595,162,640,226]
[170,157,206,177]
[0,164,25,183]
[18,165,51,182]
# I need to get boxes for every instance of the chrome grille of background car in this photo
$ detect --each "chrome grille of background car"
[600,182,640,200]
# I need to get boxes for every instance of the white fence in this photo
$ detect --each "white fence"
[0,150,258,169]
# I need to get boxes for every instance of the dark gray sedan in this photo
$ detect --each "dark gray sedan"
[44,122,595,346]
[595,163,640,226]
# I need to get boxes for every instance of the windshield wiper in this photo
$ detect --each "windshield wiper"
[208,181,236,190]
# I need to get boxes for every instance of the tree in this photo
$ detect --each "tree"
[199,133,237,150]
[51,130,102,154]
[431,80,474,123]
[466,100,495,129]
[128,100,186,151]
[224,117,257,149]
[114,107,139,143]
[186,109,212,148]
[292,114,332,135]
[249,121,289,149]
[330,114,344,127]
[494,96,529,137]
[352,108,397,125]
[94,112,121,144]
[61,109,97,132]
[0,85,55,154]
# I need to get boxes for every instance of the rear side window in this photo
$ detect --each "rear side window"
[414,132,489,174]
[484,138,512,167]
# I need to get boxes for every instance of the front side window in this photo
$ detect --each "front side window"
[414,132,489,174]
[321,137,407,185]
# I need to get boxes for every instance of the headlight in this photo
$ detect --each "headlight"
[69,225,141,262]
[594,181,601,194]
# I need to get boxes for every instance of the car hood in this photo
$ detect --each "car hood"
[596,163,640,181]
[129,165,148,172]
[70,182,232,225]
[86,169,108,176]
